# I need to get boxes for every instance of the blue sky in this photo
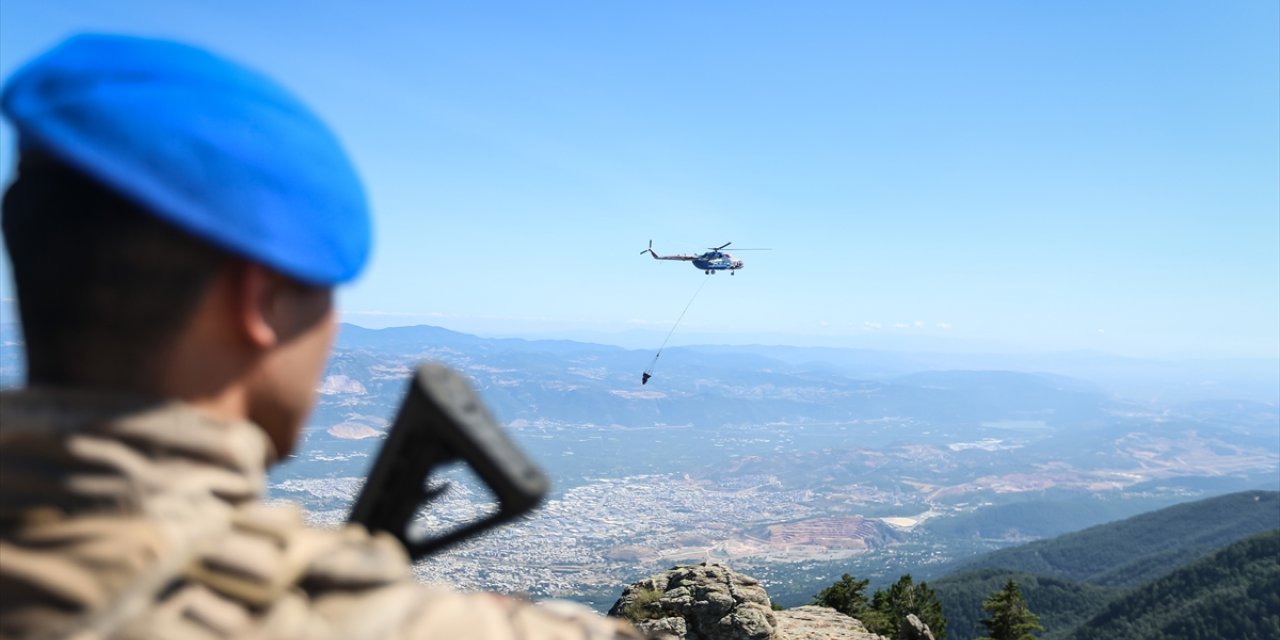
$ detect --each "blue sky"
[1,1,1277,358]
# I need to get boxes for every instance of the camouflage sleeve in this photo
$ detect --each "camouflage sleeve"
[182,504,648,640]
[2,496,646,639]
[354,585,648,640]
[0,399,646,640]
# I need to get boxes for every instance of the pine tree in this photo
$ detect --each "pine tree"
[813,573,875,620]
[978,578,1043,640]
[815,572,952,638]
[871,574,949,639]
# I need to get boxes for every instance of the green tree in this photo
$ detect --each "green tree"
[813,573,890,630]
[978,579,1042,640]
[813,573,874,619]
[815,573,948,638]
[872,574,948,640]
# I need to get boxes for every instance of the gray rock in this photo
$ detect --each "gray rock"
[722,604,776,639]
[901,614,935,640]
[635,617,687,639]
[610,563,777,640]
[610,564,899,640]
[773,605,888,640]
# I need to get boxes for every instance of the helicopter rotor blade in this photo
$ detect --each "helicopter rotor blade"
[711,242,732,251]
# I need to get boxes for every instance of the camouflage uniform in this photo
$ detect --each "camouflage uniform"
[0,389,643,640]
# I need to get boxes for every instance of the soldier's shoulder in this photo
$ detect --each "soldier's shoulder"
[178,503,646,639]
[0,491,398,639]
[3,497,644,639]
[186,501,412,605]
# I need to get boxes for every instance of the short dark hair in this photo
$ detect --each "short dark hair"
[2,152,229,386]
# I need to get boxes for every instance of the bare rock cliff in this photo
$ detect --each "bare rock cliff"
[609,563,887,640]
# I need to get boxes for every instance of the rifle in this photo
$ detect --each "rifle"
[348,364,549,560]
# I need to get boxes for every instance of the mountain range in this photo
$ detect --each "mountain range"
[322,324,1277,432]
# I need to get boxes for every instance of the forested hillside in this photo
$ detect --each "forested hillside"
[948,491,1278,587]
[933,569,1120,640]
[1067,530,1280,640]
[931,491,1280,640]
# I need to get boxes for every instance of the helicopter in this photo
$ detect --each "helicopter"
[640,241,767,275]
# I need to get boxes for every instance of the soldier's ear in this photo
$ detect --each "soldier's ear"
[235,262,281,350]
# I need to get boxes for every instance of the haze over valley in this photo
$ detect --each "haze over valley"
[63,321,1268,609]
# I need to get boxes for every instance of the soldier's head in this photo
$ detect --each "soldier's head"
[1,34,372,457]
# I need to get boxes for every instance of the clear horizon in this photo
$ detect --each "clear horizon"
[2,1,1277,360]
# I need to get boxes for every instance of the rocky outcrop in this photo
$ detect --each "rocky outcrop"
[773,606,886,640]
[633,616,687,640]
[609,563,776,640]
[901,613,935,640]
[610,563,887,640]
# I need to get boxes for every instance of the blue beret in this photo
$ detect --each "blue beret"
[1,34,371,285]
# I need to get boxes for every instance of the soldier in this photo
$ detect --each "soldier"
[0,34,642,640]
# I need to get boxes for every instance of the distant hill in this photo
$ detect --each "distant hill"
[932,491,1280,640]
[947,490,1280,587]
[922,495,1203,542]
[1067,530,1280,640]
[4,320,1278,405]
[326,323,1121,430]
[681,342,1280,406]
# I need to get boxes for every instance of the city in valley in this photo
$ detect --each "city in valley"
[272,359,1278,609]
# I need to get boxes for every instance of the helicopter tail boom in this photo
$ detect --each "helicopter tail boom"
[642,240,696,261]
